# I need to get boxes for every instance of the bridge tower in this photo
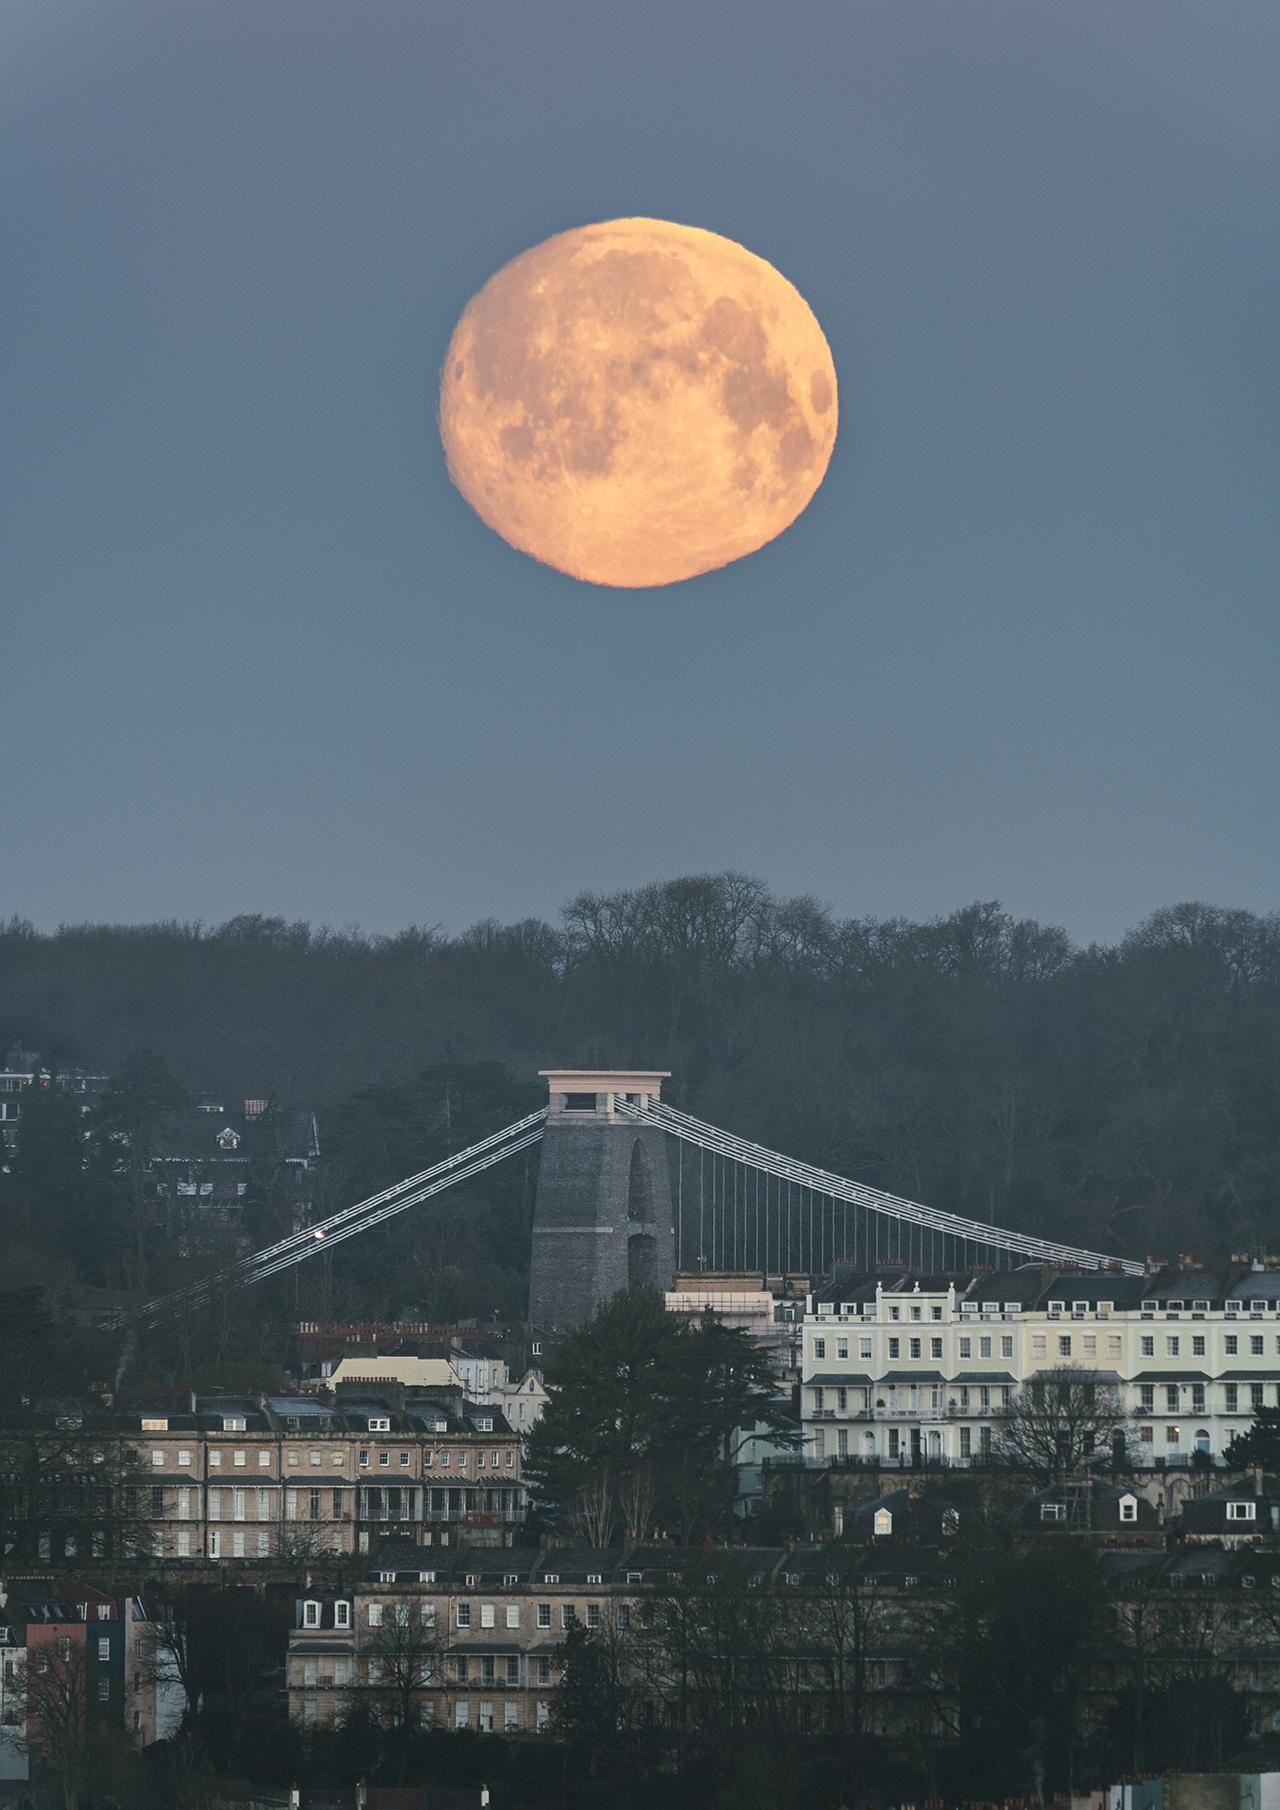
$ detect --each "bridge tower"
[529,1070,675,1332]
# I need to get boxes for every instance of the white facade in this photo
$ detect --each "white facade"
[800,1273,1280,1469]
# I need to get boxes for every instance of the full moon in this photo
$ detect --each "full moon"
[438,218,837,588]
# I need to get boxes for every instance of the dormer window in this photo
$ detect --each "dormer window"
[1097,1302,1114,1315]
[222,1417,246,1433]
[587,1573,603,1585]
[1047,1301,1065,1314]
[141,1418,168,1432]
[302,1601,320,1628]
[1167,1300,1184,1312]
[368,1418,391,1433]
[1119,1496,1138,1524]
[1193,1300,1211,1312]
[476,1418,493,1432]
[217,1127,241,1152]
[1227,1501,1258,1522]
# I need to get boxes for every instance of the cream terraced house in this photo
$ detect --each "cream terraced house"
[800,1264,1280,1469]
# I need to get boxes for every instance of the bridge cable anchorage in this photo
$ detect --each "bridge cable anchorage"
[612,1097,1141,1275]
[138,1109,547,1325]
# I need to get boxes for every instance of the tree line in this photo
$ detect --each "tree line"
[2,876,1279,1301]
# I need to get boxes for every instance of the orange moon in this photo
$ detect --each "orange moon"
[438,218,837,588]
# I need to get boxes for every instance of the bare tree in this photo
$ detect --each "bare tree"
[13,1640,91,1810]
[366,1599,442,1782]
[568,1469,616,1547]
[993,1367,1133,1483]
[618,1463,657,1541]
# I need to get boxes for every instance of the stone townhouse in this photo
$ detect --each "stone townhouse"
[129,1384,524,1563]
[286,1540,957,1742]
[799,1264,1280,1471]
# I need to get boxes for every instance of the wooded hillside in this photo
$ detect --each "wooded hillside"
[2,876,1278,1281]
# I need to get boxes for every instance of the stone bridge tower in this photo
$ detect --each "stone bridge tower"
[528,1070,675,1332]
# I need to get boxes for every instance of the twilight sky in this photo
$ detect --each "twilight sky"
[4,1,1277,945]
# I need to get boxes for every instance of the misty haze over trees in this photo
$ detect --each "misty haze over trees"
[2,875,1278,1330]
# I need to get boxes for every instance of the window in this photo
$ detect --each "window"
[586,1604,600,1628]
[1226,1384,1239,1412]
[1058,1336,1071,1357]
[1141,1336,1154,1356]
[367,1603,383,1628]
[537,1603,551,1628]
[378,1453,390,1467]
[888,1338,900,1359]
[930,1338,943,1359]
[178,1449,191,1467]
[1252,1336,1265,1356]
[909,1337,921,1358]
[837,1339,848,1359]
[859,1336,872,1359]
[303,1601,320,1628]
[209,1451,222,1467]
[400,1451,410,1467]
[98,1636,111,1661]
[334,1601,350,1628]
[813,1338,825,1360]
[1228,1502,1257,1522]
[1192,1336,1206,1356]
[480,1603,495,1628]
[1226,1335,1239,1356]
[369,1418,391,1433]
[959,1336,972,1358]
[1040,1503,1066,1523]
[456,1603,471,1628]
[1001,1335,1014,1359]
[1119,1497,1138,1524]
[97,1679,110,1702]
[563,1093,596,1111]
[151,1449,164,1466]
[561,1605,576,1629]
[1166,1386,1179,1412]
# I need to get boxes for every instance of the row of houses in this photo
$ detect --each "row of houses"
[0,1377,526,1570]
[284,1534,1280,1745]
[0,1578,158,1787]
[792,1262,1280,1471]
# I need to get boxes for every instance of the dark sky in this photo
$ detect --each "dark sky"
[4,1,1277,944]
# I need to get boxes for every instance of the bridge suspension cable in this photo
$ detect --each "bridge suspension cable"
[614,1097,1141,1275]
[139,1109,546,1325]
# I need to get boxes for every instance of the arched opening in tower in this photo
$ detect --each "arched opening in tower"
[628,1233,657,1291]
[627,1138,654,1223]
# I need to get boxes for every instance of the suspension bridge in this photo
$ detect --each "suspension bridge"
[140,1068,1140,1328]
